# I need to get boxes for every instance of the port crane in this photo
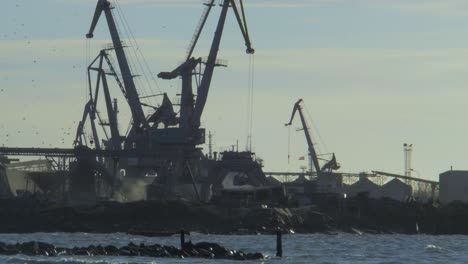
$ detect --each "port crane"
[83,0,254,149]
[0,0,262,202]
[72,0,257,200]
[74,49,123,152]
[154,0,256,199]
[86,0,151,152]
[285,99,340,175]
[71,0,185,194]
[158,0,254,136]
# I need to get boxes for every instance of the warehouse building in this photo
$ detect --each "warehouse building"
[439,170,468,204]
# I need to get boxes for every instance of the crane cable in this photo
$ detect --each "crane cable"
[85,38,91,102]
[249,54,255,149]
[114,0,163,106]
[113,4,153,101]
[82,38,91,141]
[288,125,291,164]
[245,53,255,151]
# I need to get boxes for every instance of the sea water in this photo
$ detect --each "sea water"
[0,232,465,264]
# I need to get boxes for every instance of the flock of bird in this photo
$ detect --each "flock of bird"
[2,1,86,149]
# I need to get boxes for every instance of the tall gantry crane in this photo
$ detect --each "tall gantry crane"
[74,49,123,152]
[285,99,322,175]
[158,0,254,140]
[86,0,149,151]
[192,0,254,129]
[285,99,340,175]
[74,0,257,200]
[153,0,256,198]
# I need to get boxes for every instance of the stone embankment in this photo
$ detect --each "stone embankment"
[0,241,264,260]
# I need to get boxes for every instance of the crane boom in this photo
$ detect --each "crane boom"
[191,0,230,128]
[86,0,148,130]
[192,0,254,127]
[99,68,121,150]
[285,99,322,175]
[185,0,215,61]
[86,1,104,39]
[230,0,254,54]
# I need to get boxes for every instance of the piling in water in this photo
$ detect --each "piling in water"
[276,229,282,257]
[180,229,185,249]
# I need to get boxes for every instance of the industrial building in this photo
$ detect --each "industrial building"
[0,165,12,198]
[316,172,343,193]
[439,170,468,204]
[381,178,412,201]
[345,177,381,198]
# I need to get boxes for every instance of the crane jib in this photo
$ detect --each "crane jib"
[286,99,322,175]
[86,0,148,130]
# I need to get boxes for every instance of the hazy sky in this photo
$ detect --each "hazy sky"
[2,0,468,181]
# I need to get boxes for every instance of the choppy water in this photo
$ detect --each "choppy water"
[0,233,467,264]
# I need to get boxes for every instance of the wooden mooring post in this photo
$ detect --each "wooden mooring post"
[276,229,283,258]
[180,229,185,249]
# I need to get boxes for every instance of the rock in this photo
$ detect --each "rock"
[56,247,69,256]
[104,245,119,255]
[198,248,214,258]
[119,246,136,256]
[72,249,91,256]
[160,248,172,257]
[94,245,106,255]
[246,252,264,260]
[18,241,37,255]
[163,245,182,257]
[195,242,230,257]
[233,250,246,260]
[0,245,18,255]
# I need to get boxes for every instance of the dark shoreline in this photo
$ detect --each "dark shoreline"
[1,196,467,235]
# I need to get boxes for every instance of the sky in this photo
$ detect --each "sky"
[2,0,468,181]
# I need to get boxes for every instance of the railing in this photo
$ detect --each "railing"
[0,147,186,159]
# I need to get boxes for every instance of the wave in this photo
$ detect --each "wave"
[425,244,449,253]
[2,255,159,264]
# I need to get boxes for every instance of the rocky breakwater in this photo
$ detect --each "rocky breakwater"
[0,241,264,260]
